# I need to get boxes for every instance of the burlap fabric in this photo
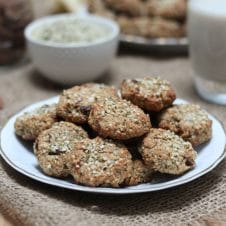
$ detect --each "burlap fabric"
[0,55,226,226]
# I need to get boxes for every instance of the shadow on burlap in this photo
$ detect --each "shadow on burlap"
[0,55,225,226]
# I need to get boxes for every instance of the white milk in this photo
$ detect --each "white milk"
[188,0,226,82]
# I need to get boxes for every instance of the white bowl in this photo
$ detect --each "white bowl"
[25,14,119,85]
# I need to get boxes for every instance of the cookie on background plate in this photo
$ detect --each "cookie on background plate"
[57,83,118,124]
[67,137,133,187]
[14,104,57,141]
[139,128,197,175]
[147,0,187,20]
[121,77,176,112]
[158,104,212,146]
[88,97,152,140]
[105,0,147,17]
[34,121,88,177]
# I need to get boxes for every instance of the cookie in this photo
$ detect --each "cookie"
[34,122,88,177]
[125,160,153,186]
[105,0,147,17]
[147,0,187,20]
[67,137,133,187]
[139,128,196,175]
[14,104,57,141]
[158,104,212,146]
[88,97,152,140]
[117,16,185,38]
[57,83,118,124]
[87,0,115,20]
[149,17,185,38]
[117,16,151,37]
[121,77,176,112]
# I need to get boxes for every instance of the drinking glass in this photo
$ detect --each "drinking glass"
[188,0,226,105]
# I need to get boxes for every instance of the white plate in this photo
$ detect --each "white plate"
[1,97,225,194]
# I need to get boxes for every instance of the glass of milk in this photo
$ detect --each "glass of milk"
[188,0,226,105]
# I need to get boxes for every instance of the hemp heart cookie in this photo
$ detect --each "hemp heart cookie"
[57,83,118,124]
[105,0,147,17]
[34,122,88,177]
[140,128,197,175]
[158,104,212,146]
[14,104,57,141]
[125,160,153,186]
[117,16,185,38]
[88,97,152,140]
[121,77,176,112]
[147,0,187,20]
[67,137,133,187]
[149,17,185,38]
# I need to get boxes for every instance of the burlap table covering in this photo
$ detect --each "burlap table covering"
[0,55,226,226]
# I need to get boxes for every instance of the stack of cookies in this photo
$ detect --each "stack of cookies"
[87,0,187,38]
[14,77,212,188]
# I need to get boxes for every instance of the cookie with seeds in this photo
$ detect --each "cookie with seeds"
[14,104,57,141]
[34,121,88,177]
[67,137,133,187]
[87,0,116,20]
[125,160,153,186]
[105,0,147,17]
[158,104,212,146]
[117,16,151,37]
[147,0,187,20]
[57,83,118,124]
[149,17,185,38]
[121,77,176,112]
[117,16,185,38]
[88,97,152,140]
[139,128,197,175]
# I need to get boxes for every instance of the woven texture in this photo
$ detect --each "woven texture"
[0,56,226,226]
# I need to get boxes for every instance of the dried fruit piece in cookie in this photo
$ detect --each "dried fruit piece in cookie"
[57,83,118,124]
[121,77,176,112]
[147,0,187,20]
[140,128,197,175]
[68,137,133,187]
[14,104,57,141]
[34,122,88,177]
[125,160,153,186]
[158,104,212,146]
[88,97,152,140]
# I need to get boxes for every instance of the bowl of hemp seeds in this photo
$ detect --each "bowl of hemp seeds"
[25,13,119,85]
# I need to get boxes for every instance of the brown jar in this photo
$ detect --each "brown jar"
[0,0,33,65]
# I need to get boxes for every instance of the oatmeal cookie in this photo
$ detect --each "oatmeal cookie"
[117,16,151,37]
[121,77,176,112]
[34,122,88,177]
[67,137,133,187]
[14,104,57,141]
[117,16,185,38]
[149,17,185,38]
[57,83,118,124]
[147,0,187,19]
[140,128,197,175]
[158,104,212,146]
[105,0,147,17]
[88,0,115,19]
[88,97,152,140]
[125,160,153,186]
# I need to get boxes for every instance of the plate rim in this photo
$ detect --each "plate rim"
[120,34,188,47]
[0,97,225,195]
